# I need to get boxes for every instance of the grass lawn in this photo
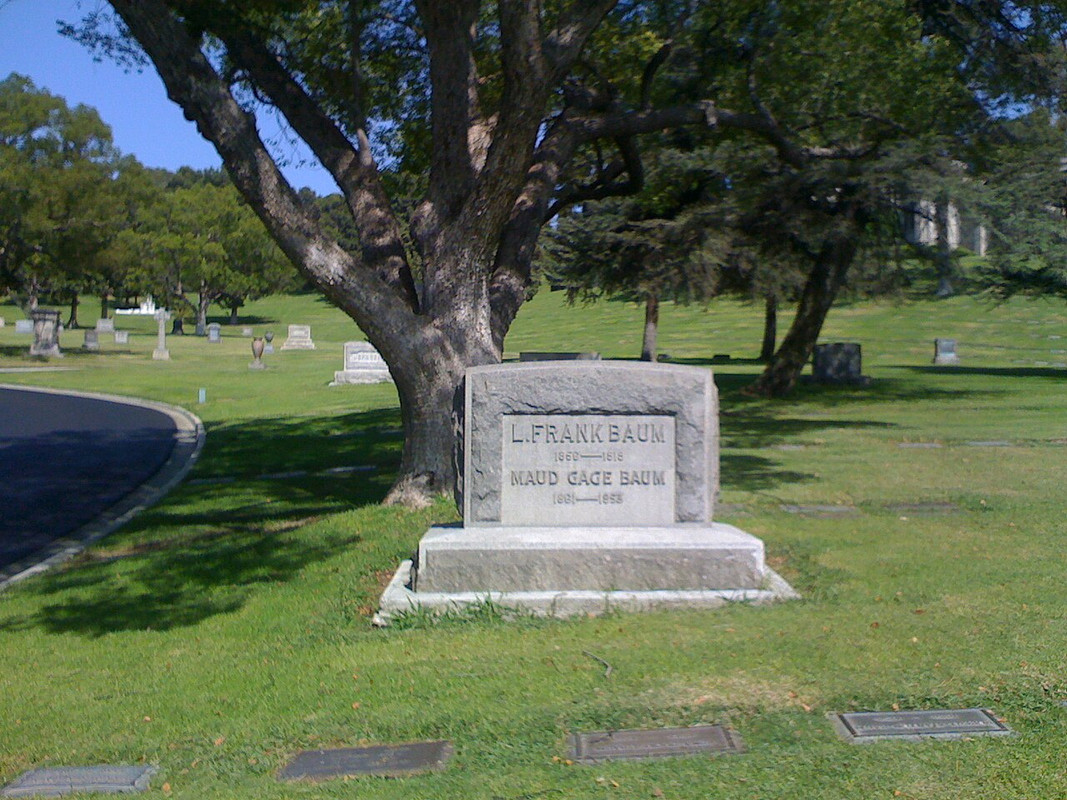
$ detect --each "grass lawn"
[0,289,1065,798]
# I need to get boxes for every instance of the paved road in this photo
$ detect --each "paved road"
[0,386,179,571]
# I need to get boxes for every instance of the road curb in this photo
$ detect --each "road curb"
[0,384,206,591]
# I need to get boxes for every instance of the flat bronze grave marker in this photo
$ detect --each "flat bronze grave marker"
[569,725,744,763]
[831,709,1012,743]
[1,766,156,797]
[278,741,452,781]
[780,504,858,517]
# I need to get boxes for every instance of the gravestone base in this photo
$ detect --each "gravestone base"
[330,369,392,385]
[375,523,796,624]
[375,556,795,625]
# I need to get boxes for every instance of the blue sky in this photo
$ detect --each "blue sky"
[0,0,337,195]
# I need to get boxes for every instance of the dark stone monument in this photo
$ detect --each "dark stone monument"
[933,338,960,365]
[29,310,62,358]
[569,725,744,763]
[831,708,1012,743]
[812,342,868,385]
[279,741,453,781]
[1,765,156,797]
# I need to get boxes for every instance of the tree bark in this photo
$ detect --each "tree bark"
[747,230,858,397]
[195,288,211,336]
[229,303,239,324]
[100,292,109,320]
[67,293,80,329]
[640,294,659,362]
[760,294,777,362]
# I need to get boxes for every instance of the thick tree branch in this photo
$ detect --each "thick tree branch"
[544,0,621,83]
[107,0,416,336]
[216,23,419,311]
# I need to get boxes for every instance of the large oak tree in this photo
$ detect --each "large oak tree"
[74,0,1066,505]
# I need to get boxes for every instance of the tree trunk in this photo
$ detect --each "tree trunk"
[747,231,858,397]
[195,289,210,336]
[229,303,240,324]
[382,312,500,507]
[640,295,659,362]
[67,293,80,329]
[100,291,110,320]
[760,294,778,362]
[934,196,954,297]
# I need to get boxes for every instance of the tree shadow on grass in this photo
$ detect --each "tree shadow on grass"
[0,407,405,637]
[905,365,1067,380]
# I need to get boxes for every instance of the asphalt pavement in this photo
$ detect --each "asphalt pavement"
[0,385,193,577]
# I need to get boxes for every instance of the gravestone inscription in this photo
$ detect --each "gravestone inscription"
[831,708,1012,743]
[569,725,744,763]
[279,741,453,781]
[1,765,156,798]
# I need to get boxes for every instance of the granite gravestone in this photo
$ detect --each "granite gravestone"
[1,766,156,797]
[375,361,796,622]
[82,329,100,351]
[933,338,960,365]
[152,310,170,361]
[14,319,32,334]
[831,708,1012,743]
[29,310,62,358]
[114,330,129,345]
[330,341,393,385]
[279,741,452,781]
[569,725,744,763]
[242,326,254,337]
[813,342,869,385]
[207,323,222,343]
[263,330,275,354]
[95,318,115,333]
[281,324,315,350]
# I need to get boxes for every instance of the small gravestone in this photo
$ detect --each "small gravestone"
[82,329,100,351]
[831,708,1012,743]
[207,323,222,343]
[813,343,868,385]
[95,318,115,333]
[241,326,254,337]
[376,361,797,622]
[569,725,744,763]
[518,351,601,361]
[279,741,452,781]
[781,504,858,517]
[281,324,315,350]
[0,316,4,327]
[15,319,33,334]
[29,310,62,358]
[114,330,129,345]
[1,765,156,797]
[152,310,170,361]
[330,341,393,385]
[933,338,960,365]
[264,330,275,354]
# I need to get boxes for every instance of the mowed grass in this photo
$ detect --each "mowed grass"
[0,289,1065,799]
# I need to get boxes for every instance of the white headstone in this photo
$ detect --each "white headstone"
[281,324,315,350]
[207,323,222,343]
[15,319,33,334]
[330,341,393,385]
[95,318,115,333]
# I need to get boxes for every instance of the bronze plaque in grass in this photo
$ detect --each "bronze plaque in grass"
[831,709,1012,743]
[1,765,156,797]
[278,741,452,781]
[569,725,744,763]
